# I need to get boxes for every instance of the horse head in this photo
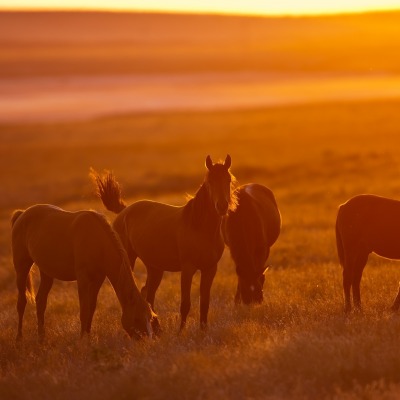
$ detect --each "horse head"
[205,154,234,216]
[121,299,157,339]
[238,266,269,305]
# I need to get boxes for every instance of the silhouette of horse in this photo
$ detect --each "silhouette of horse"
[223,183,281,304]
[92,155,235,330]
[336,194,400,312]
[11,204,155,341]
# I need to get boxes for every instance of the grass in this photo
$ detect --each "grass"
[2,100,400,399]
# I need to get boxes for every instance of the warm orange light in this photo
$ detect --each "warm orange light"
[2,0,400,15]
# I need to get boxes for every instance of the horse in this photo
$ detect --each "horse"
[11,204,155,341]
[222,183,281,304]
[336,194,400,313]
[91,155,236,330]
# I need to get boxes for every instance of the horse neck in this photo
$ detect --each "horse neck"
[186,182,222,233]
[229,194,260,269]
[107,259,140,312]
[89,212,139,311]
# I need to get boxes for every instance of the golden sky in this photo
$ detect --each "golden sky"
[2,0,400,15]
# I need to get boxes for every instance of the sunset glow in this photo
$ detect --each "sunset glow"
[1,0,400,15]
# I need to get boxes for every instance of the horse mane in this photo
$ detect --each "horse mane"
[93,211,154,319]
[229,174,239,212]
[183,183,209,228]
[89,211,142,297]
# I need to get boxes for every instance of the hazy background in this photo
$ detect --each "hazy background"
[1,12,400,122]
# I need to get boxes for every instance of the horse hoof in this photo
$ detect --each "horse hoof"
[178,321,186,334]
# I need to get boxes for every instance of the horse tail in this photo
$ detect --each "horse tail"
[90,168,126,214]
[335,207,345,267]
[26,272,35,303]
[11,209,24,227]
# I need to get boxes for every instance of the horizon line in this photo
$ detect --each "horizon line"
[1,6,400,18]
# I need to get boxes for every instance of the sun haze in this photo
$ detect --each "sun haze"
[1,0,400,15]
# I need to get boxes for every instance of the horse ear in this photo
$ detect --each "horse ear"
[224,154,232,169]
[205,155,213,170]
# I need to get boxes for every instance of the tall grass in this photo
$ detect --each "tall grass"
[2,100,400,399]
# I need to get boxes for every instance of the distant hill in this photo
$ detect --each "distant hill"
[1,11,400,77]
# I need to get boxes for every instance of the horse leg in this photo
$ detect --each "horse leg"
[144,267,163,334]
[199,264,217,330]
[234,280,241,305]
[78,273,105,338]
[15,257,33,341]
[145,267,163,310]
[128,252,137,272]
[390,282,400,312]
[77,276,90,337]
[179,266,196,331]
[342,248,355,313]
[36,271,54,342]
[87,275,105,335]
[351,253,368,312]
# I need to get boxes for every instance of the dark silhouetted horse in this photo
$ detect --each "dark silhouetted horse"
[223,183,281,304]
[336,194,400,312]
[92,155,236,330]
[11,204,155,341]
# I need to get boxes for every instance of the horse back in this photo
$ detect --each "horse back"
[12,204,118,280]
[242,184,281,246]
[224,184,280,265]
[114,200,183,271]
[337,194,400,259]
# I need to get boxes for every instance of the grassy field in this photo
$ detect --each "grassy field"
[2,99,400,399]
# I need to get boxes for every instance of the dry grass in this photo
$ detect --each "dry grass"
[2,100,400,399]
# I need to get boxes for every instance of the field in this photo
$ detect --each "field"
[2,10,400,400]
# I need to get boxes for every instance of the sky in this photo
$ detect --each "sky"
[1,0,400,15]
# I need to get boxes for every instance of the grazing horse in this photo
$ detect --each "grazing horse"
[223,183,281,304]
[11,204,155,341]
[336,194,400,313]
[92,155,235,330]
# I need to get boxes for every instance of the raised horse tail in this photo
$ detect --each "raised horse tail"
[11,209,24,227]
[90,168,127,214]
[335,207,345,267]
